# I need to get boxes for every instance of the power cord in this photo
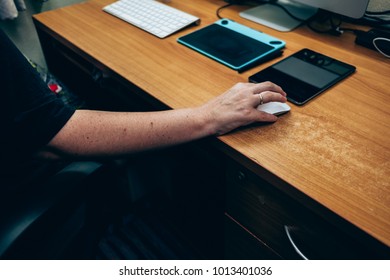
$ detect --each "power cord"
[216,3,233,19]
[373,37,390,58]
[340,28,390,58]
[306,12,343,35]
[216,1,270,19]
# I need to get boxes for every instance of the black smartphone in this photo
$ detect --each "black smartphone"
[249,48,356,105]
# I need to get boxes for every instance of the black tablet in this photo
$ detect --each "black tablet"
[249,49,356,105]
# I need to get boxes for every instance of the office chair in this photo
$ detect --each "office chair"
[0,161,124,259]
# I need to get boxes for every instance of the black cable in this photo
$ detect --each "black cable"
[339,27,364,34]
[216,3,233,19]
[337,28,368,42]
[216,0,310,24]
[305,12,344,36]
[216,1,270,19]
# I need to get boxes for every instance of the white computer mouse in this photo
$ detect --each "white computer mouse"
[257,102,291,116]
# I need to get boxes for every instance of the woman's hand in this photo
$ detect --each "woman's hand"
[199,81,287,135]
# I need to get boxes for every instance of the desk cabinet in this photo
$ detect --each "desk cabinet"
[225,161,388,259]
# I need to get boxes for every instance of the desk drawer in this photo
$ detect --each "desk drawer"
[226,161,387,259]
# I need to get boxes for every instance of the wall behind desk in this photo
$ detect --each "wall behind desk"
[368,0,390,12]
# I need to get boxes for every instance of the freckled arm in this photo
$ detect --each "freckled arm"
[37,108,214,159]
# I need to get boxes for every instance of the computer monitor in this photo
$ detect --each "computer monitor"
[240,0,370,31]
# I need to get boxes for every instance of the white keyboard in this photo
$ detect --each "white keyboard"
[103,0,200,38]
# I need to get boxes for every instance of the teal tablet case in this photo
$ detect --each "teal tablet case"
[177,19,286,71]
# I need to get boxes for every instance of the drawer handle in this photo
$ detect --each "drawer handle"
[284,225,309,260]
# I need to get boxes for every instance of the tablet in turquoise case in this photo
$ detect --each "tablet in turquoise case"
[177,19,285,71]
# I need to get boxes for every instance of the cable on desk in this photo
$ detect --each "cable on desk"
[306,12,343,35]
[373,37,390,58]
[336,27,390,58]
[216,0,273,20]
[216,3,233,19]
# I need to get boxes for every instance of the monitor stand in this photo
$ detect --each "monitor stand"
[240,0,318,32]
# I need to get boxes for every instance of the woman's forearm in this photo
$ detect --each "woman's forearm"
[38,82,287,159]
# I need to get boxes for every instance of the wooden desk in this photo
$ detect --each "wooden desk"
[33,0,390,258]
